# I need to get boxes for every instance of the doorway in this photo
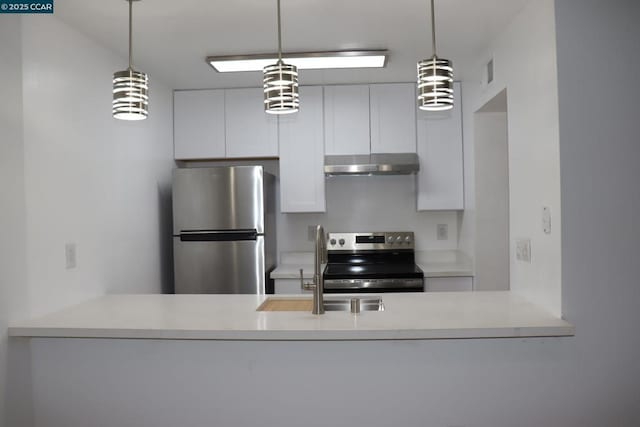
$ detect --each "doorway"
[474,89,509,290]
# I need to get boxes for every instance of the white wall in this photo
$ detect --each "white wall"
[474,111,509,290]
[23,2,640,425]
[0,16,30,427]
[1,14,175,427]
[21,16,175,318]
[461,0,561,314]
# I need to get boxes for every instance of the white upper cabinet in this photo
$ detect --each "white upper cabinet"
[173,90,225,160]
[279,86,325,213]
[225,88,279,158]
[416,82,464,210]
[323,85,370,155]
[324,84,417,155]
[370,83,417,153]
[173,84,464,213]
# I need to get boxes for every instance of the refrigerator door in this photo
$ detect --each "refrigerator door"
[174,235,267,294]
[172,166,265,234]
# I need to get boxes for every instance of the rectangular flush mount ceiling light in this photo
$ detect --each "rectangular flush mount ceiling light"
[206,50,388,72]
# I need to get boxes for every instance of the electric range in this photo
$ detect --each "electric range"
[323,232,424,293]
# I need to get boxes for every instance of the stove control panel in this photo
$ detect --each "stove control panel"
[326,232,415,251]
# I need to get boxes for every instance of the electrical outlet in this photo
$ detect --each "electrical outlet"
[515,238,531,263]
[542,206,551,234]
[65,242,77,269]
[307,225,316,242]
[437,224,448,241]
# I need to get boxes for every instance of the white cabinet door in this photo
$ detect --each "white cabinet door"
[173,90,225,160]
[370,83,417,153]
[225,88,279,158]
[279,86,326,212]
[425,276,473,292]
[416,82,464,210]
[323,85,370,155]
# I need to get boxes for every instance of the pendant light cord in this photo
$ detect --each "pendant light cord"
[277,0,283,62]
[128,0,133,70]
[430,0,437,56]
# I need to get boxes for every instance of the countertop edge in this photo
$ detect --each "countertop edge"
[8,293,574,342]
[9,325,575,341]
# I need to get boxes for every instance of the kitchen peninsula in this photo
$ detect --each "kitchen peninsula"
[10,292,573,340]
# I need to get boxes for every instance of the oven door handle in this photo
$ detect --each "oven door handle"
[323,278,424,290]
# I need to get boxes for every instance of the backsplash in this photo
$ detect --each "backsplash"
[278,174,458,254]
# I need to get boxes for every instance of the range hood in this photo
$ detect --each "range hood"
[324,153,420,176]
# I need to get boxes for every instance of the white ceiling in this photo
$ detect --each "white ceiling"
[54,0,529,90]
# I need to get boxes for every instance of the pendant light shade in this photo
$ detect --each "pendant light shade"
[417,56,453,111]
[264,0,299,114]
[113,69,148,120]
[264,61,299,114]
[417,0,453,111]
[113,0,148,121]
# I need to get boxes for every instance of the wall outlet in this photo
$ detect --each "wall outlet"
[65,242,77,269]
[542,206,551,234]
[437,224,448,240]
[307,225,316,242]
[515,238,531,263]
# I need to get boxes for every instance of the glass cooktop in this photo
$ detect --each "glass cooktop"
[323,263,424,279]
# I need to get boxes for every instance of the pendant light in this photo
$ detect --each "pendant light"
[263,0,299,114]
[113,0,148,121]
[417,0,453,111]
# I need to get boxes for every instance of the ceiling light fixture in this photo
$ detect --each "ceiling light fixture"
[263,0,298,115]
[207,50,388,73]
[113,0,148,121]
[417,0,453,111]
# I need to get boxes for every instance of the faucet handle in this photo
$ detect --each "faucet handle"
[315,225,328,264]
[300,269,316,291]
[321,232,328,264]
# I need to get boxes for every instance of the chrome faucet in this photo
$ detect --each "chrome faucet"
[300,224,326,314]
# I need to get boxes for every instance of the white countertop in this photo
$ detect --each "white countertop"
[9,292,573,341]
[271,250,473,279]
[416,261,474,277]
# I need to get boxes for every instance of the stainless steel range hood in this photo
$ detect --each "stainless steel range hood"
[324,153,420,176]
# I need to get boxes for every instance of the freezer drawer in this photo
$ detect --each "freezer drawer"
[172,166,266,234]
[174,236,268,294]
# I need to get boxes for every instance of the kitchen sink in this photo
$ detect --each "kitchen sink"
[257,296,384,312]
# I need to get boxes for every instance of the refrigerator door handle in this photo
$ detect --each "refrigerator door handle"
[179,229,258,242]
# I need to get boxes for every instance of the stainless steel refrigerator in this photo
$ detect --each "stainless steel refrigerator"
[172,166,276,294]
